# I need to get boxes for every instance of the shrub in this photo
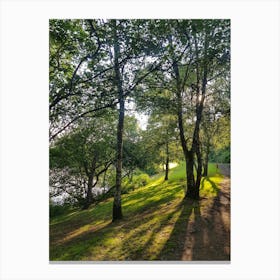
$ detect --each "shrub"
[134,173,150,187]
[122,173,150,194]
[49,203,72,218]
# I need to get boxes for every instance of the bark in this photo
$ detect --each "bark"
[177,106,197,198]
[189,31,208,198]
[101,169,107,192]
[185,150,199,199]
[83,158,96,209]
[83,174,94,209]
[164,141,169,181]
[112,20,123,221]
[202,143,210,177]
[173,59,197,198]
[192,104,203,195]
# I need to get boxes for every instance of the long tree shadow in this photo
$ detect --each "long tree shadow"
[50,200,183,261]
[115,202,184,260]
[157,198,198,260]
[200,177,220,194]
[50,180,183,248]
[158,178,230,261]
[50,176,230,261]
[50,181,184,260]
[191,192,230,260]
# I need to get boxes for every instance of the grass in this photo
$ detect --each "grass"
[50,162,224,261]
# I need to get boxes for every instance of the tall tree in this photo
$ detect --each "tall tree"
[112,19,125,220]
[147,19,230,199]
[176,20,229,199]
[201,75,230,175]
[107,20,162,220]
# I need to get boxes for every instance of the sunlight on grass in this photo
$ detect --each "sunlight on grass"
[50,162,225,261]
[160,162,178,170]
[200,175,223,197]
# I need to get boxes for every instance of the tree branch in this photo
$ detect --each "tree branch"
[49,100,118,141]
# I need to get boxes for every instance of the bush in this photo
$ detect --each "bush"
[49,203,72,218]
[122,173,150,194]
[209,146,230,163]
[134,173,150,187]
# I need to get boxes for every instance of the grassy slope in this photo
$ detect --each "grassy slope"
[50,163,223,261]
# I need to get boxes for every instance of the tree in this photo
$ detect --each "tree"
[49,19,230,217]
[146,19,230,199]
[107,20,162,221]
[50,112,116,208]
[143,112,180,180]
[200,76,230,175]
[50,19,161,220]
[179,20,229,199]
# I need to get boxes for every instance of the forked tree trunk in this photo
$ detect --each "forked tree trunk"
[173,27,208,201]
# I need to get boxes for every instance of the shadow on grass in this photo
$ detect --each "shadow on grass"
[50,200,113,246]
[157,198,198,260]
[50,179,184,260]
[114,202,184,260]
[200,177,220,197]
[50,175,230,261]
[158,178,230,261]
[50,201,182,261]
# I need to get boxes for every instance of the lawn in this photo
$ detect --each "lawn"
[49,162,223,261]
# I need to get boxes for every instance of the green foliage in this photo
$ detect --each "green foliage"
[210,146,230,163]
[122,173,151,194]
[49,19,230,224]
[49,203,73,218]
[133,173,151,188]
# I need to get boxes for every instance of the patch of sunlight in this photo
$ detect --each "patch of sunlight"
[200,175,223,197]
[103,236,122,247]
[145,176,165,188]
[60,221,110,244]
[144,210,182,259]
[161,162,178,170]
[122,198,141,207]
[169,162,178,169]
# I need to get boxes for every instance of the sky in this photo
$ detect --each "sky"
[125,99,149,130]
[135,112,148,130]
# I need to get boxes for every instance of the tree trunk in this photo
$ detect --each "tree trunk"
[203,160,208,177]
[83,157,97,209]
[202,144,210,177]
[164,142,169,181]
[113,100,124,221]
[83,174,94,209]
[185,151,199,199]
[112,20,123,221]
[193,118,203,194]
[173,59,196,197]
[101,169,107,192]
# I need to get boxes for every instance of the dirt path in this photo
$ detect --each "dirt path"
[180,167,231,261]
[218,163,230,178]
